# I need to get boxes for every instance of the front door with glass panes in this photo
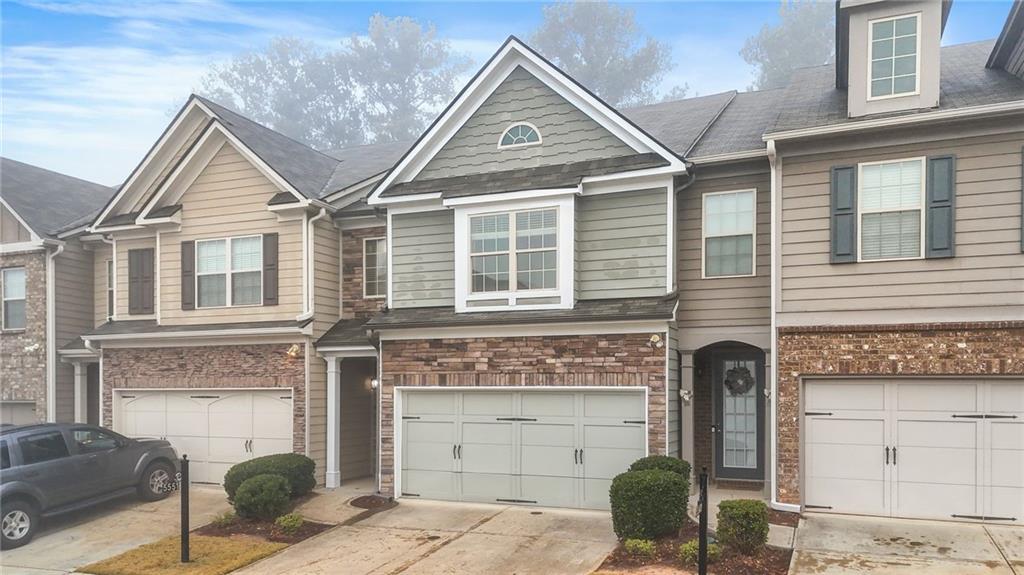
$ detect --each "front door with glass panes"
[712,349,765,481]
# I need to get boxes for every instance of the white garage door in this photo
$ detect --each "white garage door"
[0,402,38,425]
[804,379,1023,524]
[116,389,293,484]
[400,389,647,510]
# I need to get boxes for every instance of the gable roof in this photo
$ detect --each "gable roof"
[622,91,737,157]
[1,157,114,237]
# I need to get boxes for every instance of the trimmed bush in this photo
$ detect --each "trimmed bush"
[678,539,721,566]
[717,499,769,554]
[224,453,316,501]
[609,469,688,540]
[274,512,305,535]
[623,539,657,559]
[210,510,236,528]
[628,455,691,480]
[233,474,291,520]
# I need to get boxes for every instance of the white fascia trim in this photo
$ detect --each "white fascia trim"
[338,215,386,230]
[374,192,442,206]
[689,149,768,165]
[317,346,378,358]
[58,348,100,360]
[369,38,683,206]
[763,100,1024,142]
[84,326,307,343]
[442,187,578,207]
[375,318,672,341]
[580,172,675,197]
[0,241,46,255]
[0,198,42,242]
[322,171,387,205]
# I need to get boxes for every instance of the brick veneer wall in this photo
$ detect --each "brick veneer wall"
[0,251,47,422]
[102,343,308,453]
[342,226,387,320]
[378,332,668,496]
[776,321,1024,505]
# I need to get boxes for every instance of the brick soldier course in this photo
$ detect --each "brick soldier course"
[341,226,387,320]
[0,252,47,422]
[377,332,669,496]
[775,321,1024,505]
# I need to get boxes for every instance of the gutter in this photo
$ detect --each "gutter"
[45,241,65,422]
[297,208,328,322]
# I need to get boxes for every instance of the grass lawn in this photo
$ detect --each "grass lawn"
[81,535,285,575]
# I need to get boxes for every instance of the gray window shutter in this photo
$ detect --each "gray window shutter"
[926,155,956,259]
[181,241,195,311]
[263,233,279,306]
[830,166,857,263]
[128,248,154,315]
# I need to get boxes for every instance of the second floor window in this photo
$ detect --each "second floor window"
[106,260,114,320]
[364,238,387,298]
[196,235,262,308]
[858,158,923,261]
[470,208,557,293]
[869,14,918,99]
[2,267,26,330]
[703,190,755,278]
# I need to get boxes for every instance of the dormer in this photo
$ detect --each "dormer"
[836,0,952,118]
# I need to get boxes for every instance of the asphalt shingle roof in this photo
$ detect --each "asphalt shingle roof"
[315,318,373,347]
[622,91,737,156]
[688,89,786,158]
[0,157,115,237]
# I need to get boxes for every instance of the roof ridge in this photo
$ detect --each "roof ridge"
[683,91,738,157]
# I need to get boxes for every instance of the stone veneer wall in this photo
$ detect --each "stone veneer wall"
[776,321,1024,505]
[0,251,47,421]
[102,343,308,454]
[342,226,387,320]
[378,332,668,496]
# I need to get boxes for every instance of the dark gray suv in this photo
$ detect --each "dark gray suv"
[0,423,179,549]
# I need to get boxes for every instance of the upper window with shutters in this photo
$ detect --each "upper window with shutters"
[195,236,263,308]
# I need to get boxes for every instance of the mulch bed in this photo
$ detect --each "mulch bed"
[196,516,333,545]
[350,495,394,510]
[598,521,792,575]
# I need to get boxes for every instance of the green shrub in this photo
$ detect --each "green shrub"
[623,539,657,559]
[274,512,305,535]
[609,469,688,540]
[210,510,236,528]
[678,539,721,566]
[233,474,291,520]
[628,455,691,480]
[224,453,316,500]
[717,499,769,554]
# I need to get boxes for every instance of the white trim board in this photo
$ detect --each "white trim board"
[374,319,672,341]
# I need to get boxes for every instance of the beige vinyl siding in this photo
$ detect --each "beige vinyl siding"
[0,204,31,243]
[779,130,1024,325]
[115,236,156,319]
[340,358,375,480]
[667,325,680,457]
[391,210,455,308]
[53,239,94,422]
[678,161,771,328]
[417,66,634,180]
[127,116,209,213]
[307,346,327,485]
[159,142,304,324]
[93,243,112,327]
[311,220,339,339]
[577,188,668,299]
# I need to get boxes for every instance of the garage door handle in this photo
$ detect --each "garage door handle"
[458,445,462,459]
[574,449,578,464]
[579,449,583,465]
[885,446,889,465]
[892,447,896,465]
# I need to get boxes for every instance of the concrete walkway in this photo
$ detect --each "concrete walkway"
[790,513,1024,575]
[235,499,618,575]
[687,485,797,549]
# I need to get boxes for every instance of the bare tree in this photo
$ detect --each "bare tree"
[530,1,672,107]
[741,1,835,90]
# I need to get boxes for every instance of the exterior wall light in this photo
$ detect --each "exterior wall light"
[370,378,379,390]
[649,334,664,349]
[286,344,301,358]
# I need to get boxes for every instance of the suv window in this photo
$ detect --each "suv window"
[1,440,10,469]
[18,431,70,464]
[72,428,120,454]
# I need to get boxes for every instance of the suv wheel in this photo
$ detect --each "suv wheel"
[138,461,174,502]
[1,500,37,549]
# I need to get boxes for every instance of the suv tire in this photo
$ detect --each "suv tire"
[1,499,37,549]
[138,461,174,502]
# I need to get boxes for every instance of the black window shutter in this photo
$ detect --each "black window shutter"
[181,241,195,311]
[263,233,279,306]
[128,250,140,315]
[127,248,154,315]
[926,155,956,259]
[830,166,857,263]
[141,248,154,314]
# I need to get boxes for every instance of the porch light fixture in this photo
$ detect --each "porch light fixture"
[370,378,379,390]
[286,344,301,358]
[648,334,663,349]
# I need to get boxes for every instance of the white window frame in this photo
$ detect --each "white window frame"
[856,156,927,263]
[866,12,921,101]
[496,121,543,150]
[195,234,264,309]
[105,259,114,320]
[363,237,387,299]
[701,189,757,279]
[454,195,574,312]
[1,267,26,331]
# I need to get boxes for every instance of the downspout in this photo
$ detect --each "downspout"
[297,208,328,322]
[99,235,115,321]
[45,241,65,422]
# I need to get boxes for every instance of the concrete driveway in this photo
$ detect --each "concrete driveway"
[235,499,618,575]
[0,486,229,575]
[791,514,1024,575]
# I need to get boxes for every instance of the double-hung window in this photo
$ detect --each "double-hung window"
[858,158,924,261]
[1,268,26,330]
[470,208,557,294]
[105,260,114,320]
[703,190,756,278]
[364,238,387,298]
[196,235,262,308]
[869,13,919,99]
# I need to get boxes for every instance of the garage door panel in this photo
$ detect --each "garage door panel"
[521,392,575,417]
[404,470,456,499]
[0,403,37,425]
[805,477,887,515]
[896,383,978,412]
[806,418,885,445]
[806,382,885,411]
[581,478,614,510]
[461,473,515,502]
[583,392,644,419]
[898,420,977,449]
[251,438,293,458]
[897,447,978,484]
[990,486,1023,521]
[404,392,457,416]
[806,443,884,481]
[461,429,514,475]
[462,392,514,416]
[583,425,645,480]
[404,422,456,472]
[165,410,208,437]
[897,482,979,519]
[991,422,1024,450]
[522,475,577,507]
[521,423,576,477]
[989,384,1024,413]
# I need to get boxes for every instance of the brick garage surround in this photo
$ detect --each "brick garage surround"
[0,251,47,422]
[342,226,387,320]
[776,321,1024,505]
[378,332,668,496]
[102,343,307,454]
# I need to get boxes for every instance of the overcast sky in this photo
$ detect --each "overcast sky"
[1,0,1013,185]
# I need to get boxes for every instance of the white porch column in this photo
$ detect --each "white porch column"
[680,351,695,477]
[325,357,341,488]
[73,362,89,423]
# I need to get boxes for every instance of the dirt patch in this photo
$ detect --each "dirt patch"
[767,508,801,528]
[81,534,285,575]
[350,495,393,510]
[195,517,332,545]
[598,521,792,575]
